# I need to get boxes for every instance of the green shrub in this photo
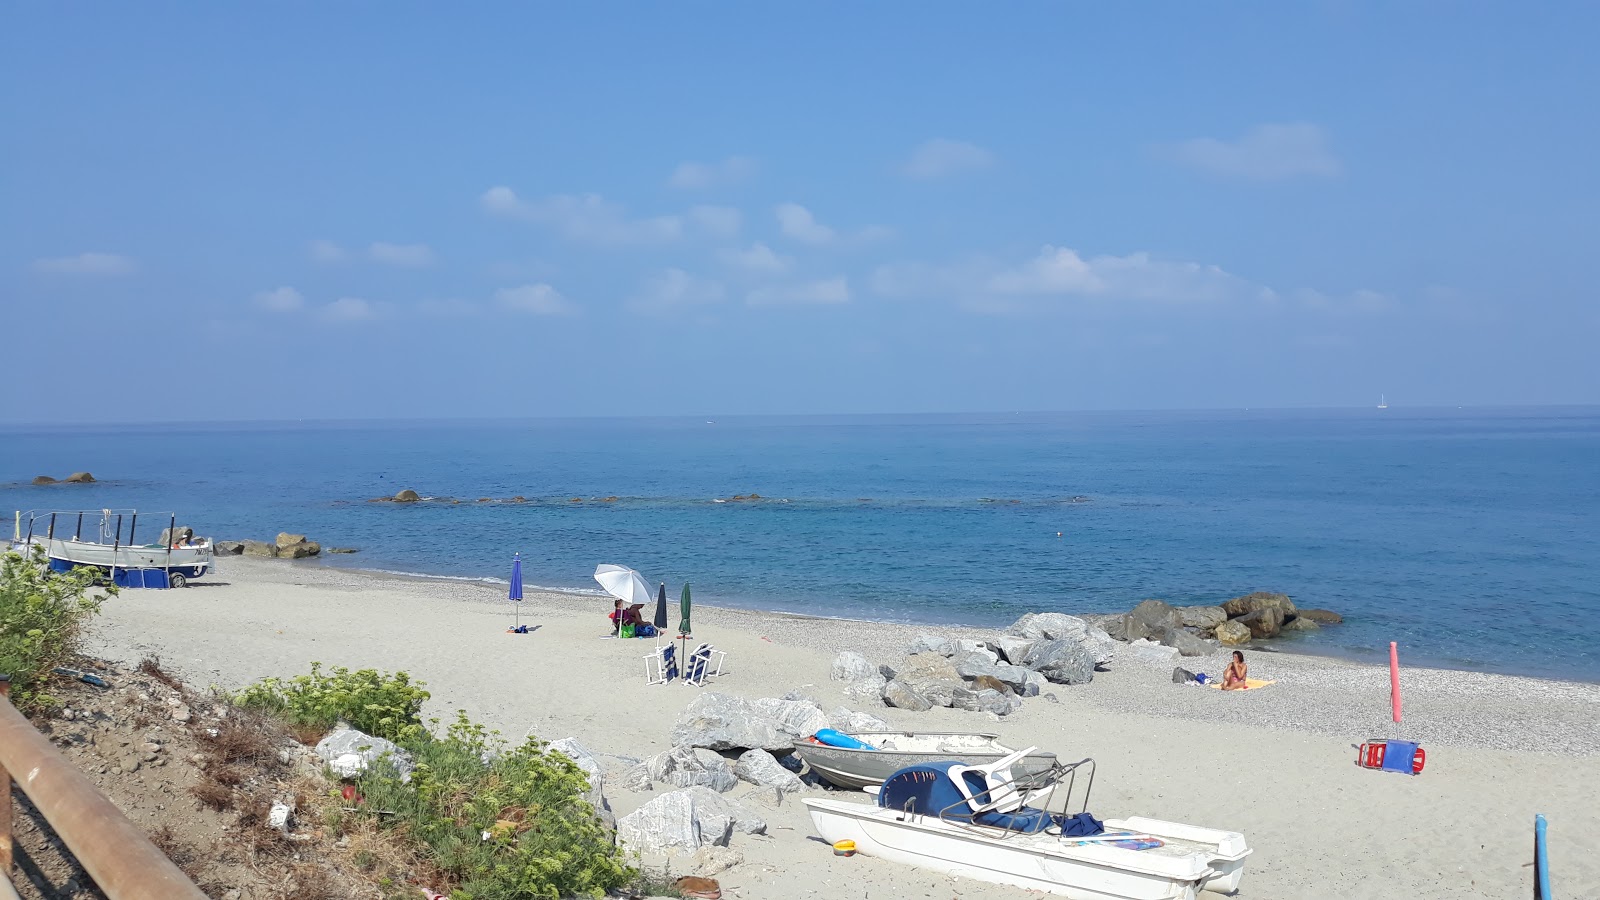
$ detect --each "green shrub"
[0,548,107,710]
[350,713,635,899]
[234,662,429,742]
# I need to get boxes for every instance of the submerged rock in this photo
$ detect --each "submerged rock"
[1223,591,1296,619]
[31,475,57,485]
[1297,608,1344,625]
[1178,605,1229,631]
[63,472,96,483]
[392,489,421,502]
[1237,608,1284,639]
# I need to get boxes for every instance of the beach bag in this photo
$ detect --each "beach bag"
[1172,667,1196,684]
[636,624,657,637]
[620,623,635,639]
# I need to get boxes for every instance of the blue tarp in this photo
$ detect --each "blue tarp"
[1381,740,1420,774]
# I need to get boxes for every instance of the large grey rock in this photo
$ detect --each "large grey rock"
[672,693,794,752]
[616,789,732,853]
[1223,591,1296,619]
[1125,638,1180,663]
[733,749,803,793]
[1215,620,1252,646]
[1005,613,1115,665]
[683,785,766,835]
[994,635,1036,665]
[749,697,830,740]
[827,706,891,733]
[830,651,877,683]
[277,540,321,559]
[213,540,245,555]
[882,680,934,711]
[1178,606,1229,631]
[1129,600,1184,635]
[642,746,738,793]
[241,540,278,558]
[1159,628,1217,657]
[905,634,955,657]
[315,727,414,780]
[842,674,888,702]
[1019,639,1097,685]
[953,651,1000,679]
[895,653,962,707]
[953,640,997,661]
[392,489,421,502]
[1282,616,1321,632]
[275,532,308,548]
[1020,670,1047,697]
[1237,607,1284,639]
[953,653,1032,692]
[549,737,605,792]
[951,688,1016,716]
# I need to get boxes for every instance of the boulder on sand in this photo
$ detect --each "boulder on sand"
[827,706,891,733]
[242,540,278,558]
[1158,628,1217,658]
[1222,591,1296,619]
[1178,606,1229,631]
[882,680,934,712]
[275,532,307,548]
[64,472,95,483]
[830,651,877,683]
[1018,639,1097,685]
[616,789,732,854]
[893,653,962,707]
[1129,599,1184,635]
[1214,620,1252,646]
[277,541,321,559]
[157,526,195,546]
[733,749,803,794]
[951,687,1017,716]
[905,634,956,657]
[1004,613,1116,666]
[1236,607,1284,639]
[671,693,822,752]
[683,785,767,835]
[213,541,245,555]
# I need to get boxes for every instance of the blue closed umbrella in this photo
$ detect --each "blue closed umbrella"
[509,553,526,631]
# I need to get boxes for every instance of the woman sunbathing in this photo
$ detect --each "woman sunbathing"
[609,600,646,634]
[1222,650,1248,690]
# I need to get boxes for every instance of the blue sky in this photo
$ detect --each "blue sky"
[3,2,1596,422]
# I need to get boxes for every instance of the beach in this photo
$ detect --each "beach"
[86,557,1600,899]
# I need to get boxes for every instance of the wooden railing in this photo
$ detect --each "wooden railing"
[0,677,206,899]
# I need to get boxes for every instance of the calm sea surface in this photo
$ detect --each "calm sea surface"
[3,408,1596,680]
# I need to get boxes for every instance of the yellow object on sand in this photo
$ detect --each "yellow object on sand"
[1210,678,1276,691]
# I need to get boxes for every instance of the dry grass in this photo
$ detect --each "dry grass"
[137,655,185,691]
[206,717,281,767]
[190,779,234,811]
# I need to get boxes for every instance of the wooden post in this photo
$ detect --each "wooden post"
[0,676,12,876]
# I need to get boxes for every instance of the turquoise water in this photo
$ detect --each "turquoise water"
[3,408,1596,680]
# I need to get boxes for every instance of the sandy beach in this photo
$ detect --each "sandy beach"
[84,557,1600,899]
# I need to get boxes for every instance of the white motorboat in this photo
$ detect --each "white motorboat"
[794,730,1058,790]
[11,509,215,588]
[804,747,1251,900]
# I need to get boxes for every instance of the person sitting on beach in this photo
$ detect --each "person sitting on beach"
[609,600,645,634]
[1222,650,1248,690]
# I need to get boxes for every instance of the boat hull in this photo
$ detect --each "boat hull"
[805,799,1248,900]
[794,734,1058,790]
[45,538,214,578]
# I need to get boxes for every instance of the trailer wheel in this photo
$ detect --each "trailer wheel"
[168,573,188,589]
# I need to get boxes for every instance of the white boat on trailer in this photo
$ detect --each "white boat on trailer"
[10,509,216,588]
[804,747,1251,900]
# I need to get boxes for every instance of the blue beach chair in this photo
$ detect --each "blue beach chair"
[644,643,679,685]
[682,643,727,687]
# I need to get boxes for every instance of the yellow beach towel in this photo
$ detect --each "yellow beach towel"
[1209,678,1276,691]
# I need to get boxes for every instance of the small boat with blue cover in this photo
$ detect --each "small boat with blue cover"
[804,746,1251,900]
[10,509,216,588]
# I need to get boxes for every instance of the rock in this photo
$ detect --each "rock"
[830,651,877,683]
[894,653,962,707]
[688,844,743,876]
[213,541,244,555]
[1173,667,1197,683]
[1297,608,1344,625]
[1020,671,1047,697]
[842,674,888,702]
[275,532,307,548]
[1237,607,1284,639]
[31,476,57,485]
[1004,613,1115,665]
[1282,616,1320,632]
[617,789,730,854]
[393,489,421,502]
[1178,605,1229,631]
[748,697,830,740]
[314,728,415,781]
[951,688,1015,716]
[952,651,999,679]
[1129,599,1184,634]
[826,706,891,733]
[642,746,738,793]
[953,639,997,661]
[327,547,359,554]
[994,635,1036,665]
[549,737,605,793]
[1214,620,1252,646]
[1125,638,1180,663]
[1103,614,1151,643]
[266,801,293,832]
[277,541,321,559]
[1019,639,1096,686]
[1222,591,1296,619]
[970,674,1014,695]
[241,540,278,558]
[684,785,766,835]
[732,749,803,793]
[621,762,654,791]
[955,654,1032,692]
[64,472,95,483]
[671,693,795,752]
[157,526,194,545]
[905,634,955,657]
[882,680,934,712]
[1159,628,1217,657]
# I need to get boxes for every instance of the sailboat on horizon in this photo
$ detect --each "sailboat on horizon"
[1377,394,1388,409]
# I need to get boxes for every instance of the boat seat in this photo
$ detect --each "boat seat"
[948,745,1037,814]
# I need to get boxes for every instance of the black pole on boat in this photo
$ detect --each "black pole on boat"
[47,513,56,540]
[112,514,123,586]
[74,512,83,541]
[165,514,175,589]
[23,516,34,562]
[128,513,137,547]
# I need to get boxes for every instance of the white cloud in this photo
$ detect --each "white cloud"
[368,242,435,267]
[717,242,793,274]
[254,286,305,312]
[1162,123,1341,180]
[480,187,683,244]
[627,269,726,314]
[31,252,136,275]
[775,203,835,244]
[687,205,742,238]
[495,283,577,316]
[667,155,756,189]
[309,240,346,262]
[747,277,851,307]
[902,138,994,178]
[321,297,377,322]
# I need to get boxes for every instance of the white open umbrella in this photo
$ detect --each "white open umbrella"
[594,563,653,607]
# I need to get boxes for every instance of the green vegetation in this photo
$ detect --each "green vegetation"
[234,662,429,742]
[0,547,107,710]
[347,713,635,899]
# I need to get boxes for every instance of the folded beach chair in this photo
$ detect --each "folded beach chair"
[682,643,727,687]
[1358,739,1425,775]
[644,643,679,685]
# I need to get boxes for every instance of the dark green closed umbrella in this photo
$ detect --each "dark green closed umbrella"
[678,583,692,637]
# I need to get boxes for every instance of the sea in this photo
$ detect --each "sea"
[2,408,1596,681]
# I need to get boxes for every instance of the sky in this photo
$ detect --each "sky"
[3,2,1597,422]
